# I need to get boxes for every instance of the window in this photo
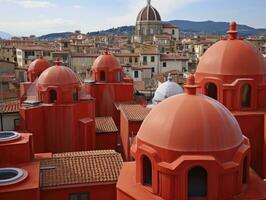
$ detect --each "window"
[143,156,152,185]
[100,71,105,81]
[163,62,167,67]
[143,56,147,64]
[69,192,89,200]
[134,71,139,78]
[49,89,57,103]
[188,166,207,197]
[43,51,51,57]
[151,56,155,62]
[116,71,121,81]
[242,156,248,184]
[73,88,78,101]
[205,83,217,100]
[152,67,155,73]
[172,29,175,35]
[129,57,132,63]
[25,51,34,58]
[241,84,251,108]
[135,57,138,63]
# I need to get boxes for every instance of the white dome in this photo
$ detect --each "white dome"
[153,77,183,104]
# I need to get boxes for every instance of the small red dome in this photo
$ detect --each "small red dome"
[28,57,50,74]
[137,93,243,152]
[91,50,121,72]
[197,22,266,76]
[38,61,80,89]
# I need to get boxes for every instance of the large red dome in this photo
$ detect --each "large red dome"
[197,22,266,76]
[91,50,121,72]
[28,57,50,74]
[38,61,80,89]
[137,93,243,152]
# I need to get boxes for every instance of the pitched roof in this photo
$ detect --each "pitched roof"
[95,117,118,133]
[0,100,20,114]
[120,104,150,122]
[40,150,123,188]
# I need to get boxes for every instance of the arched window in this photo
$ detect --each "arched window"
[205,83,218,100]
[49,89,57,103]
[241,84,251,108]
[116,71,121,81]
[143,156,152,186]
[73,88,78,101]
[188,166,207,197]
[100,71,105,81]
[242,156,248,184]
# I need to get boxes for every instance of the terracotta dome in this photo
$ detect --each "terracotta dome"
[137,0,161,22]
[91,49,121,72]
[197,22,266,75]
[28,57,50,74]
[137,93,243,152]
[38,60,80,88]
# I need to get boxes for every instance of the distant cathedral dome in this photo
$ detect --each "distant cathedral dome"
[137,0,161,22]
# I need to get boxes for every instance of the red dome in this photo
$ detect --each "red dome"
[91,50,121,72]
[28,57,50,74]
[197,22,266,76]
[38,61,80,89]
[137,93,243,152]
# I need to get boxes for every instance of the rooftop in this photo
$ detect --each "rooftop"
[0,100,19,114]
[95,117,118,133]
[120,104,150,122]
[40,150,123,188]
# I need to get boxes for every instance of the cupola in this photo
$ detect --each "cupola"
[37,58,81,104]
[27,56,50,82]
[137,0,161,22]
[91,49,123,83]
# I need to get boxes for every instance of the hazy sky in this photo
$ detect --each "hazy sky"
[0,0,265,36]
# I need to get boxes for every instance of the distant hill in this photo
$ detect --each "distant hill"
[38,32,72,40]
[37,20,266,40]
[0,31,12,39]
[169,20,266,36]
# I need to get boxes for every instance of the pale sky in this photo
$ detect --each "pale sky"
[0,0,265,36]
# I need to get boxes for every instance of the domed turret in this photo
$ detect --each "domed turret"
[91,49,123,82]
[196,22,266,77]
[37,58,81,104]
[128,75,250,199]
[137,0,161,22]
[27,56,50,82]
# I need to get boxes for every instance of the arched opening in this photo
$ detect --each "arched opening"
[116,71,121,81]
[205,83,218,100]
[188,166,207,197]
[242,156,248,184]
[100,71,105,81]
[241,84,251,108]
[143,156,152,186]
[49,89,57,103]
[72,88,78,101]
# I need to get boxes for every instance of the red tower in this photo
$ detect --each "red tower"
[195,21,266,178]
[117,75,266,200]
[19,59,95,153]
[84,49,134,125]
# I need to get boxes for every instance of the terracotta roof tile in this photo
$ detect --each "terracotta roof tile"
[40,150,123,188]
[95,117,118,133]
[0,100,20,113]
[120,104,150,122]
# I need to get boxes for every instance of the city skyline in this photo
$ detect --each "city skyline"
[0,0,265,36]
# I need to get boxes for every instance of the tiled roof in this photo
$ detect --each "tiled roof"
[0,100,20,113]
[40,150,123,188]
[95,117,118,133]
[120,104,150,122]
[160,54,189,61]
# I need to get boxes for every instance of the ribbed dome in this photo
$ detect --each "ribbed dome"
[196,22,266,76]
[153,76,183,103]
[38,60,80,89]
[91,50,121,72]
[138,93,243,152]
[137,0,161,22]
[28,57,50,74]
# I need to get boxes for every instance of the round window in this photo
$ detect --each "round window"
[0,131,20,142]
[0,168,27,186]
